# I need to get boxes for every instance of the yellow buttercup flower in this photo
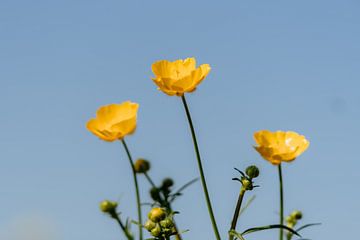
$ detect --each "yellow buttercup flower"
[253,130,309,165]
[151,57,211,96]
[86,101,139,142]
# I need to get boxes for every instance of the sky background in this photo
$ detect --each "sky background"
[0,0,359,239]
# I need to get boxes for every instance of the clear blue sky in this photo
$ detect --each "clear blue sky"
[1,0,359,239]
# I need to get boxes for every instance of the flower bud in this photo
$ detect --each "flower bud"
[291,210,303,220]
[150,187,162,202]
[148,207,166,223]
[161,178,174,189]
[286,216,296,226]
[150,224,161,237]
[144,220,156,231]
[134,158,151,173]
[160,218,174,229]
[245,165,260,179]
[99,200,118,213]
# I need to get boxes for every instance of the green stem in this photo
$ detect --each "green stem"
[112,212,134,240]
[121,139,143,240]
[278,164,284,240]
[144,172,157,189]
[229,187,246,240]
[181,95,221,240]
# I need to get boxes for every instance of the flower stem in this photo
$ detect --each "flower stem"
[144,172,157,189]
[278,164,284,240]
[121,139,143,240]
[181,95,221,240]
[229,187,246,240]
[111,212,134,240]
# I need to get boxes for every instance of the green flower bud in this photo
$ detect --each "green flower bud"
[150,224,161,237]
[160,218,174,229]
[150,187,162,202]
[134,158,151,173]
[161,178,174,189]
[291,210,303,220]
[148,207,166,223]
[245,165,260,179]
[99,200,118,213]
[144,220,156,231]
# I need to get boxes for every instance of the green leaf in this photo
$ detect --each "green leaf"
[296,223,321,232]
[229,229,246,240]
[242,224,301,237]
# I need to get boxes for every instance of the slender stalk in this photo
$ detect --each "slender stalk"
[112,213,134,240]
[121,139,143,240]
[144,172,157,188]
[181,95,221,240]
[278,164,284,240]
[229,187,246,240]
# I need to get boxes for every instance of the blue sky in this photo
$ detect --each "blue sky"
[0,0,359,239]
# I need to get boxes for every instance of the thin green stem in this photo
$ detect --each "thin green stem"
[229,187,246,240]
[144,172,157,189]
[181,95,221,240]
[278,164,284,240]
[112,212,134,240]
[121,139,143,240]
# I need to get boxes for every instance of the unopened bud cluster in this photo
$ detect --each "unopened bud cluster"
[144,208,175,238]
[150,178,174,203]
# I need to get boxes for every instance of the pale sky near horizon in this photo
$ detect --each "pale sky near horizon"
[1,1,359,240]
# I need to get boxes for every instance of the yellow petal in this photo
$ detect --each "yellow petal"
[86,119,119,141]
[110,116,137,137]
[254,130,274,146]
[173,58,196,79]
[254,146,281,165]
[171,64,211,93]
[194,64,211,86]
[152,60,176,79]
[152,77,178,96]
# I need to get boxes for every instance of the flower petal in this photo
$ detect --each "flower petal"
[152,60,176,79]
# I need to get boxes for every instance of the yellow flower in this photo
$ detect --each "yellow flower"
[86,101,139,142]
[151,57,211,96]
[253,130,309,165]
